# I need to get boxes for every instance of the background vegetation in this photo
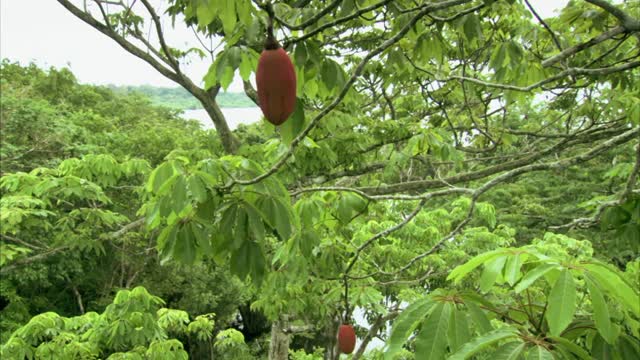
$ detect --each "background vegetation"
[109,85,255,110]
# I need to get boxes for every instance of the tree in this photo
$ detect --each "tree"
[5,0,640,359]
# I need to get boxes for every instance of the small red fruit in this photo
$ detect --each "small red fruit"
[256,31,296,125]
[338,324,356,354]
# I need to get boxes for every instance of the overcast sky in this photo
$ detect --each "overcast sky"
[1,0,568,91]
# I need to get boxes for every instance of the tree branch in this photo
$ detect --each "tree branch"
[224,0,474,189]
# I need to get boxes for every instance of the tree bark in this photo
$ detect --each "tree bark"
[269,316,290,360]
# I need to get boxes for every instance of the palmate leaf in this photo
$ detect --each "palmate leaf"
[447,328,518,360]
[415,302,452,360]
[546,269,576,336]
[384,297,436,360]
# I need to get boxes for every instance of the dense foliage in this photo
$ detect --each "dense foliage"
[2,0,640,359]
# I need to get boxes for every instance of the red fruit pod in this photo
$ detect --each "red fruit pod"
[256,47,297,126]
[337,324,356,354]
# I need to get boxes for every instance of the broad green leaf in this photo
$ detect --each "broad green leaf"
[448,248,507,283]
[465,301,492,334]
[585,275,614,344]
[256,196,292,240]
[173,224,196,264]
[385,297,435,360]
[492,341,525,360]
[526,346,553,360]
[336,192,367,224]
[235,0,251,26]
[187,175,207,203]
[148,162,175,194]
[220,0,236,35]
[504,253,523,286]
[619,335,640,359]
[479,255,507,292]
[321,59,341,90]
[584,263,640,315]
[447,328,518,360]
[232,206,248,250]
[230,241,251,279]
[415,302,451,360]
[514,263,557,293]
[196,1,216,28]
[239,52,253,81]
[279,98,305,144]
[462,14,482,41]
[546,269,576,336]
[591,334,614,360]
[547,336,591,360]
[448,307,471,352]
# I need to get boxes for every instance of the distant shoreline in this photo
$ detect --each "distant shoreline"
[107,84,255,110]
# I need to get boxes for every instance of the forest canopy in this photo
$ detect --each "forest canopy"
[1,0,639,359]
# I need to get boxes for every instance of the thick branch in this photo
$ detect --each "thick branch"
[56,0,239,153]
[542,26,627,68]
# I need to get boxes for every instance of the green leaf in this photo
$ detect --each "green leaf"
[385,297,436,360]
[415,302,451,360]
[279,98,305,144]
[465,301,492,334]
[526,346,553,360]
[584,263,640,316]
[448,307,471,352]
[256,196,292,241]
[321,59,338,90]
[230,241,251,280]
[462,14,482,41]
[196,1,216,28]
[336,192,367,224]
[187,175,207,203]
[173,224,196,264]
[239,52,253,81]
[447,328,518,360]
[448,248,507,283]
[479,255,507,292]
[244,202,265,243]
[546,269,577,336]
[492,341,525,360]
[591,334,614,360]
[504,253,523,286]
[236,0,251,26]
[514,263,557,293]
[585,275,614,344]
[547,336,591,360]
[220,0,237,35]
[148,162,175,194]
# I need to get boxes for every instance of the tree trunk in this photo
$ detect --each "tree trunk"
[194,89,240,154]
[269,317,290,360]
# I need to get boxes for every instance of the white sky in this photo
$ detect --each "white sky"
[1,0,568,91]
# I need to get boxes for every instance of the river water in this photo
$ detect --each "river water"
[181,107,262,130]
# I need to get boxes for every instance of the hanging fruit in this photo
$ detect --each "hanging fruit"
[256,8,296,126]
[337,324,356,354]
